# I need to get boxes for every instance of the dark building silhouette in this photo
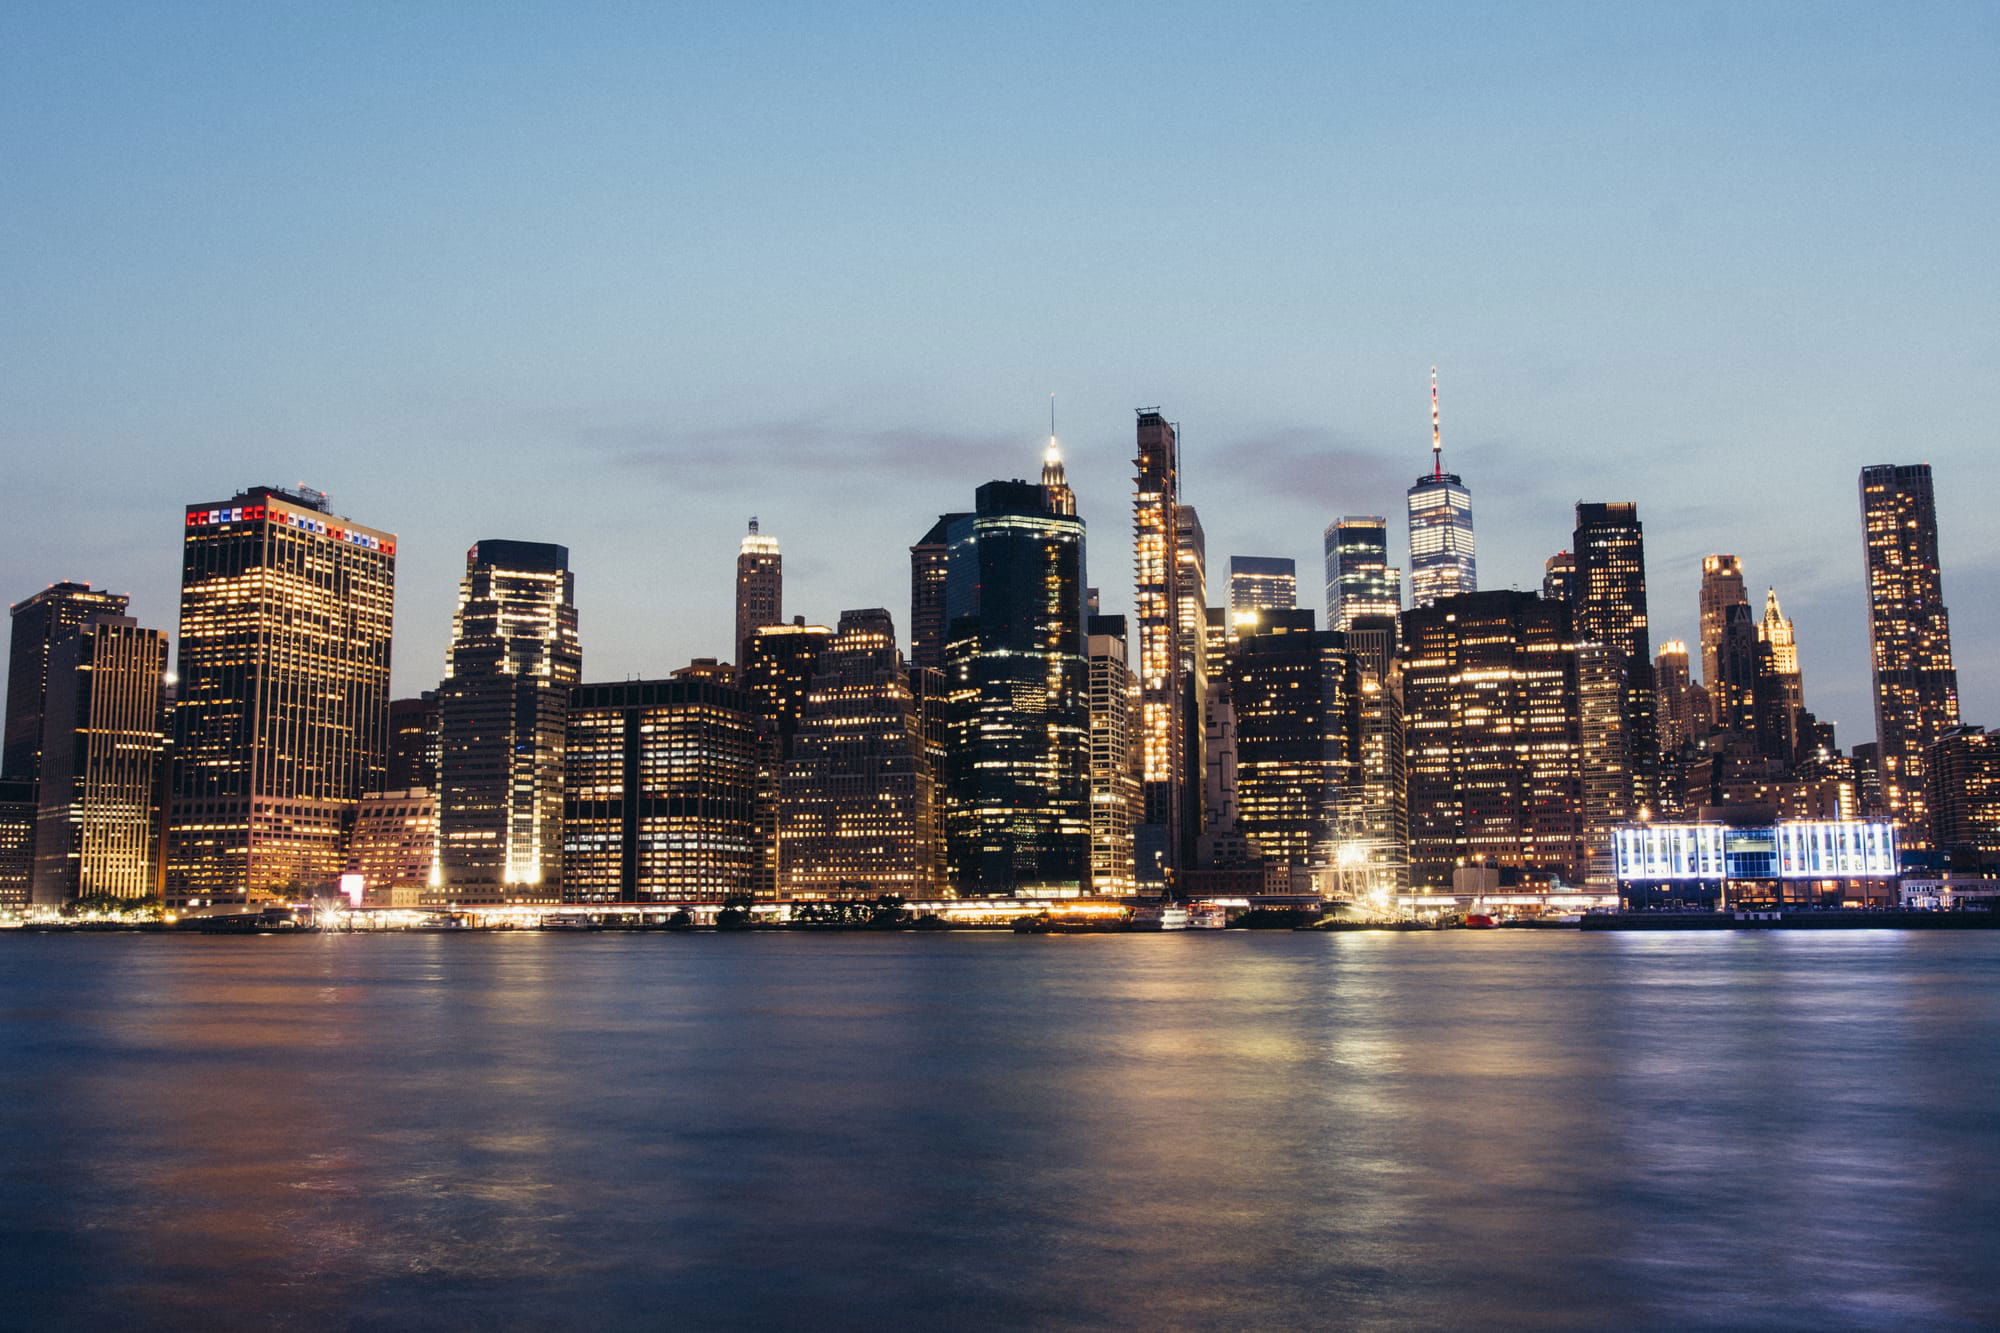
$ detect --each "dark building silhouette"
[385,692,440,792]
[908,512,970,672]
[1929,725,1999,859]
[742,619,833,897]
[5,582,130,784]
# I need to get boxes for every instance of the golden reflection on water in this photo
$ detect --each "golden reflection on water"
[2,930,1995,1328]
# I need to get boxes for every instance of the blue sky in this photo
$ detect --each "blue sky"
[3,2,1996,742]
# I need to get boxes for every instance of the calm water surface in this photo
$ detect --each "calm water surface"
[2,931,1996,1330]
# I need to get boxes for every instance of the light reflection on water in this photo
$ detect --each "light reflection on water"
[2,931,1996,1329]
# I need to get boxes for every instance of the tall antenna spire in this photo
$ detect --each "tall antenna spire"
[1430,366,1443,481]
[1042,393,1075,516]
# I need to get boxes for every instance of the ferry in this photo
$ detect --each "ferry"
[1184,902,1227,930]
[1131,904,1190,931]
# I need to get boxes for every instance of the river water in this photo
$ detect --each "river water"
[2,930,1995,1330]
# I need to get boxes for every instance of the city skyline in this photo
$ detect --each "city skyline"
[4,5,1997,749]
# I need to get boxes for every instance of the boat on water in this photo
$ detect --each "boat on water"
[1131,904,1190,931]
[1183,902,1226,929]
[1463,913,1498,929]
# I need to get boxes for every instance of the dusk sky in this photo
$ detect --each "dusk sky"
[4,3,1995,741]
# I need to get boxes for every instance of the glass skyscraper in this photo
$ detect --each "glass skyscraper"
[438,540,580,901]
[1324,516,1402,631]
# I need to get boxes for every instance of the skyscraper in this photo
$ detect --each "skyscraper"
[1407,369,1476,607]
[564,677,757,903]
[742,620,833,898]
[1326,517,1402,631]
[1928,726,1999,859]
[1655,640,1694,752]
[5,582,130,783]
[31,615,167,905]
[167,487,395,903]
[1086,614,1139,896]
[1699,554,1749,716]
[1860,464,1960,847]
[1402,591,1583,886]
[1227,556,1297,615]
[1573,502,1659,824]
[1227,610,1361,876]
[733,518,783,665]
[778,608,936,897]
[438,540,580,901]
[1132,409,1184,886]
[908,513,970,672]
[385,692,440,791]
[942,478,1090,894]
[1754,588,1806,762]
[1541,552,1575,605]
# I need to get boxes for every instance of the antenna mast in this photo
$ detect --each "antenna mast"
[1430,366,1443,481]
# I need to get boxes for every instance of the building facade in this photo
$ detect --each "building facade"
[741,620,833,898]
[166,487,395,903]
[1402,591,1582,886]
[1929,725,2000,858]
[438,540,580,901]
[1226,610,1361,875]
[1086,614,1139,896]
[777,608,936,897]
[564,678,757,903]
[1227,556,1297,615]
[343,788,438,907]
[1859,464,1961,848]
[31,616,167,904]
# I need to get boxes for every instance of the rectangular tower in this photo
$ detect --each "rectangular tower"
[1326,517,1403,631]
[5,582,130,783]
[1086,614,1139,896]
[1860,464,1960,848]
[167,487,395,903]
[31,615,167,905]
[1132,410,1183,886]
[1227,556,1297,615]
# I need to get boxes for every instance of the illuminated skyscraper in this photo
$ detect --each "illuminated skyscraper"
[1227,610,1361,875]
[942,477,1090,894]
[1860,464,1960,847]
[1228,556,1296,615]
[1132,409,1185,886]
[778,608,936,897]
[1326,517,1402,631]
[167,486,395,903]
[1699,554,1749,718]
[438,540,580,901]
[1573,502,1659,825]
[1406,369,1476,607]
[1655,640,1694,751]
[1402,591,1582,886]
[6,582,130,783]
[1929,726,2000,858]
[564,678,757,903]
[742,619,833,898]
[1754,587,1806,761]
[734,518,782,663]
[1086,614,1139,896]
[31,615,167,905]
[0,782,34,909]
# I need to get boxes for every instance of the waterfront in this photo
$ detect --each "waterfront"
[3,933,1997,1330]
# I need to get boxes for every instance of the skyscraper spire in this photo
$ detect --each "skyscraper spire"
[1042,394,1075,515]
[1430,366,1443,481]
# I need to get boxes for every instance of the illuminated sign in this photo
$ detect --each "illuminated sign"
[184,505,396,556]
